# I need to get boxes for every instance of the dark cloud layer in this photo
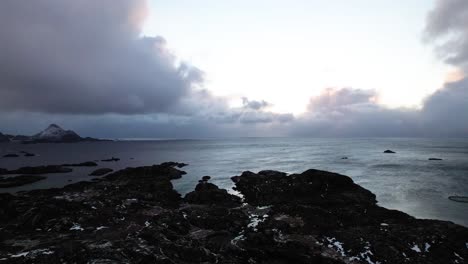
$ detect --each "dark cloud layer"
[291,88,422,137]
[0,0,202,114]
[420,78,468,136]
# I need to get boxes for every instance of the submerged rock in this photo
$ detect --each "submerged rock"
[101,157,120,162]
[0,163,466,264]
[448,196,468,203]
[384,150,396,153]
[0,175,46,188]
[160,161,188,168]
[62,161,98,167]
[3,153,19,158]
[89,168,113,176]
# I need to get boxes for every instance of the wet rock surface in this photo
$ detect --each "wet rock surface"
[0,163,466,264]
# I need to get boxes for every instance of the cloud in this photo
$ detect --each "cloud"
[420,0,468,136]
[0,0,292,134]
[291,88,421,137]
[306,88,378,115]
[241,98,271,110]
[420,78,468,136]
[425,0,468,69]
[0,0,202,115]
[0,0,467,138]
[290,77,468,137]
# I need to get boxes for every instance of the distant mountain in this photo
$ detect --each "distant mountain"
[8,135,30,141]
[32,124,82,142]
[0,124,106,144]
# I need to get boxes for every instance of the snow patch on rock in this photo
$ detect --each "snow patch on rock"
[411,244,421,253]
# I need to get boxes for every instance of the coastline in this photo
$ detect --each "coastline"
[1,163,467,263]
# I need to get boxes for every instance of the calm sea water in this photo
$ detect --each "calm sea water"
[1,138,467,226]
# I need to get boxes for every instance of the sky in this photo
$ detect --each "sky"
[143,0,451,113]
[0,0,467,138]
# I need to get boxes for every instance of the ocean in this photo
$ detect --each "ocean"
[1,138,467,227]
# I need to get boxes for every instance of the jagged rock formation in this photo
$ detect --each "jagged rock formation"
[0,164,466,263]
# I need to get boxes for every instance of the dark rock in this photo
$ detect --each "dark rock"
[185,181,241,207]
[233,169,375,206]
[8,165,72,175]
[202,175,211,181]
[101,157,120,162]
[82,136,109,142]
[448,196,468,203]
[89,168,113,176]
[0,175,46,188]
[428,158,443,161]
[3,153,19,158]
[0,163,466,264]
[231,169,468,264]
[62,161,98,167]
[384,150,396,153]
[160,161,189,168]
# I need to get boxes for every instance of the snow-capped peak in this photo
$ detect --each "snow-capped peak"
[37,124,66,138]
[34,124,80,140]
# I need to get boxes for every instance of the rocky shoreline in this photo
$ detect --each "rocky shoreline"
[0,163,467,263]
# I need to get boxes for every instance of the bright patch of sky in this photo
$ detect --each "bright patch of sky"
[143,0,451,114]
